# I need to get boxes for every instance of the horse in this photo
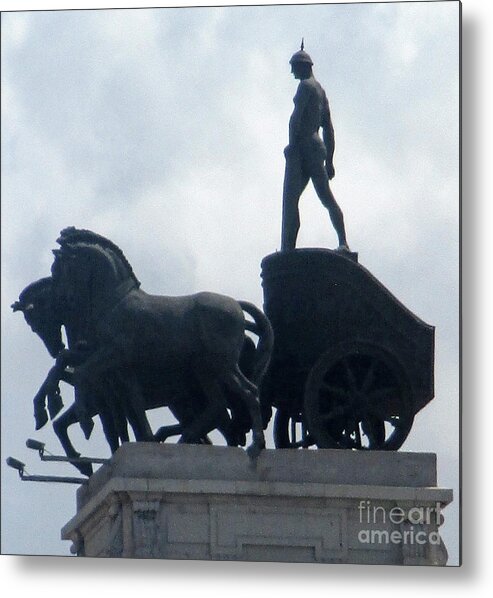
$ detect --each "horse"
[13,274,265,475]
[15,227,273,470]
[12,277,141,476]
[12,277,66,428]
[51,227,272,460]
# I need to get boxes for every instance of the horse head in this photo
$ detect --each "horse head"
[51,228,140,332]
[12,277,65,358]
[56,227,139,285]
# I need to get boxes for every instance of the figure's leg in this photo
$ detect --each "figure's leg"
[312,174,349,249]
[282,150,309,251]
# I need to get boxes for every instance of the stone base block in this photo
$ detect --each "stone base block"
[62,444,452,565]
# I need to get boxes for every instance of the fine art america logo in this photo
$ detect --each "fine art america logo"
[357,501,443,546]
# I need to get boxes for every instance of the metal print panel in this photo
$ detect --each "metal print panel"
[1,1,460,566]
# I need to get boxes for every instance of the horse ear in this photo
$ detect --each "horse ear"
[53,246,76,259]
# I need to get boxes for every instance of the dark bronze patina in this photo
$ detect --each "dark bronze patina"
[11,45,437,477]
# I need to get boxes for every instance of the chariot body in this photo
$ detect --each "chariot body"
[260,249,434,451]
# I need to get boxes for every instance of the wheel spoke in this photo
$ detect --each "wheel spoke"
[342,357,358,392]
[354,423,363,449]
[361,417,386,447]
[361,359,376,393]
[306,347,414,451]
[290,418,296,444]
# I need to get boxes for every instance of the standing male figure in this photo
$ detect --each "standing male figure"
[281,43,349,252]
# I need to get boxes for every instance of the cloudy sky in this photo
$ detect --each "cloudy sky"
[1,2,459,564]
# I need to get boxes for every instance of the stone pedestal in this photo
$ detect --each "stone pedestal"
[62,443,452,565]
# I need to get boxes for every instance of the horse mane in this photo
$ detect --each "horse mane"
[57,227,141,287]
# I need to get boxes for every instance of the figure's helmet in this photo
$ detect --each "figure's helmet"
[289,39,313,66]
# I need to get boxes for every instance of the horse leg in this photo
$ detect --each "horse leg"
[180,372,235,445]
[98,373,130,446]
[46,367,75,421]
[154,397,195,443]
[116,406,130,444]
[52,405,94,477]
[217,419,241,447]
[98,403,121,454]
[42,350,80,423]
[33,363,64,430]
[104,380,130,449]
[223,366,265,461]
[224,388,250,446]
[155,398,214,444]
[121,373,154,442]
[154,423,184,442]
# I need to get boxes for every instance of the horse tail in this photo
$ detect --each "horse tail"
[238,301,274,386]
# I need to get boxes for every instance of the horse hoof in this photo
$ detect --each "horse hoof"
[246,442,264,462]
[178,435,203,445]
[34,410,49,430]
[80,419,94,440]
[76,462,93,477]
[154,427,167,442]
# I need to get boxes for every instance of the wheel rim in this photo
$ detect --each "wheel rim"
[304,343,414,450]
[274,409,314,449]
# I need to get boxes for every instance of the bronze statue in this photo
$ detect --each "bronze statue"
[13,228,273,472]
[282,42,349,252]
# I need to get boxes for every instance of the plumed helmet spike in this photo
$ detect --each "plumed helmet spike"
[289,40,313,66]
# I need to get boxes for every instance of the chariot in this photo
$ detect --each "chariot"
[260,249,434,451]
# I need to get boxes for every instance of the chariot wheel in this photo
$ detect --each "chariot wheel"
[273,409,315,449]
[304,342,414,450]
